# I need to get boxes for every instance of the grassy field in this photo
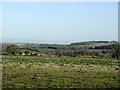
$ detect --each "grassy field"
[2,55,120,88]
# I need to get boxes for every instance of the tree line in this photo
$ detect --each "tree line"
[2,43,120,59]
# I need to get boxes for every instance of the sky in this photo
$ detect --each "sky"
[0,2,2,43]
[2,2,118,44]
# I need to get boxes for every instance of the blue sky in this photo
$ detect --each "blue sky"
[2,2,118,44]
[0,2,2,43]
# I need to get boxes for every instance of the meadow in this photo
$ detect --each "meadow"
[2,55,120,88]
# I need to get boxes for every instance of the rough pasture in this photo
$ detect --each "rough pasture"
[2,56,120,88]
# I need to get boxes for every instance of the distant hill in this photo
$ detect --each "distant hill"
[1,41,119,58]
[71,41,118,45]
[2,41,118,52]
[89,44,119,49]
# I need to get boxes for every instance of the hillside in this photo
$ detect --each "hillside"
[1,41,119,58]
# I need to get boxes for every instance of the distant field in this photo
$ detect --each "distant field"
[2,55,120,88]
[74,43,117,48]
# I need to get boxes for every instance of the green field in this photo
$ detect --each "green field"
[2,55,120,88]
